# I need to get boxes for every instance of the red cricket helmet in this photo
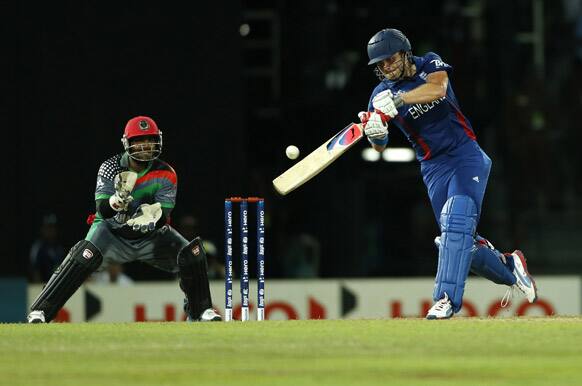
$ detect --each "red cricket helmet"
[121,116,163,161]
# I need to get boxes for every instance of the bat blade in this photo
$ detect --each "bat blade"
[272,123,364,195]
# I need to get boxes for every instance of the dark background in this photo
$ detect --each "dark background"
[7,0,582,281]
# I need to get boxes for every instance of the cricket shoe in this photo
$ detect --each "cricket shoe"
[27,310,46,324]
[507,250,538,303]
[197,308,222,322]
[426,293,454,320]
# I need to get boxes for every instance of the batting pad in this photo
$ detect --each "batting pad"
[434,236,516,287]
[434,195,477,313]
[471,243,516,286]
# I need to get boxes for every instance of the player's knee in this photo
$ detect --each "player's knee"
[177,237,206,267]
[439,195,478,235]
[69,240,103,271]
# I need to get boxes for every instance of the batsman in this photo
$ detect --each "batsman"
[361,28,538,319]
[28,116,221,323]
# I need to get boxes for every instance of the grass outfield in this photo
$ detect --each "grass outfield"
[1,318,581,386]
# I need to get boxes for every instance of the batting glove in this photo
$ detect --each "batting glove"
[372,90,400,118]
[358,111,388,140]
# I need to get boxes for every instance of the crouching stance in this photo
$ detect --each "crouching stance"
[28,116,220,323]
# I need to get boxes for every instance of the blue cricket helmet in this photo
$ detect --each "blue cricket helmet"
[367,28,411,65]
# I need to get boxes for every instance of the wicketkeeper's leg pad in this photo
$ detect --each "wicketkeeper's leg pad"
[30,240,103,322]
[434,195,477,313]
[178,237,212,320]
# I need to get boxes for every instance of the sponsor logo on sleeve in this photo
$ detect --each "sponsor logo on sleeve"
[430,59,448,68]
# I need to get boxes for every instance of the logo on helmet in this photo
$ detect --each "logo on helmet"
[138,120,150,131]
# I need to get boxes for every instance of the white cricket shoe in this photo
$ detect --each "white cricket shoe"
[197,308,222,322]
[426,293,454,320]
[509,250,538,303]
[27,310,46,324]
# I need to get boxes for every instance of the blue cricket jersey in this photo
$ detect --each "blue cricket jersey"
[368,52,477,162]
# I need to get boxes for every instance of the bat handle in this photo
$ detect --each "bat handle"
[374,109,391,124]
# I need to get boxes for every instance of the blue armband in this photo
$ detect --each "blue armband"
[368,135,388,146]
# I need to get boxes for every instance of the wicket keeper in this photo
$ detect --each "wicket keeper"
[360,28,538,319]
[28,116,221,323]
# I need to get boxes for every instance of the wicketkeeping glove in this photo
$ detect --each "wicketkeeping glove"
[126,203,163,233]
[109,171,137,212]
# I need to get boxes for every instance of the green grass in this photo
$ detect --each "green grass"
[1,318,581,386]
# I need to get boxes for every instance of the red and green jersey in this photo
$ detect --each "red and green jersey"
[94,153,177,226]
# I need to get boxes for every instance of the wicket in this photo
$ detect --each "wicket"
[224,197,265,321]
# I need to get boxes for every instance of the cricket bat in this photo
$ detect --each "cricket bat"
[272,122,364,195]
